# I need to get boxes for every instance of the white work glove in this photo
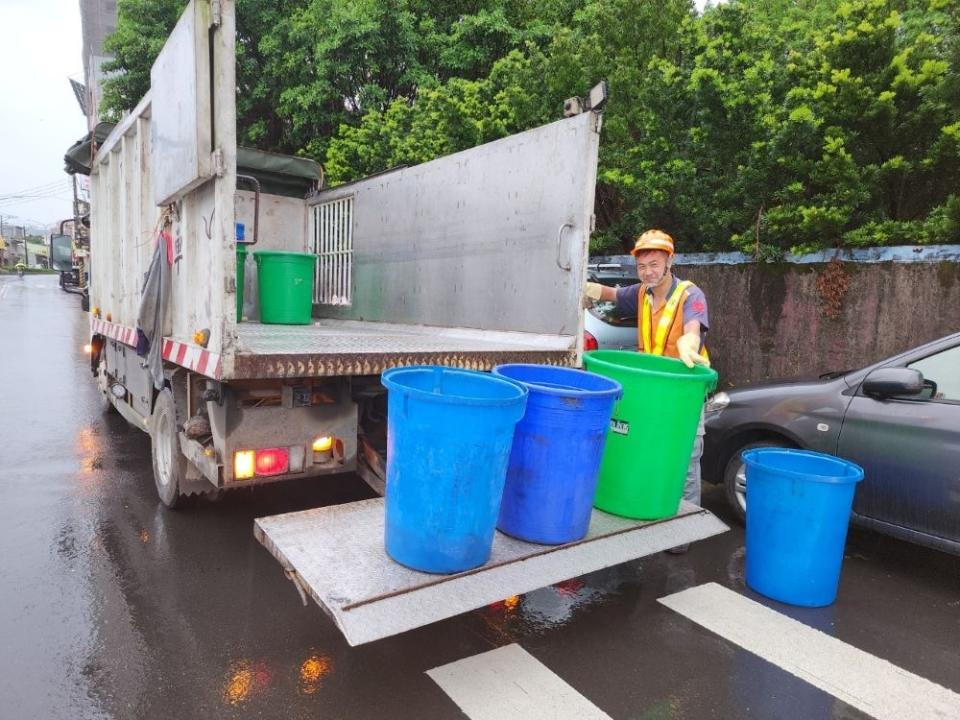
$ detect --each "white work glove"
[676,332,710,369]
[584,282,604,301]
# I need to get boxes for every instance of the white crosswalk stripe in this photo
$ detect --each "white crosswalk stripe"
[659,582,960,720]
[427,643,612,720]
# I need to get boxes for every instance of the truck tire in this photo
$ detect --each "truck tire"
[151,388,187,509]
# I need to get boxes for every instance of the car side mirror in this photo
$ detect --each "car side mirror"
[862,368,924,399]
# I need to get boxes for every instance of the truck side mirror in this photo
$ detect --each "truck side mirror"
[49,234,74,272]
[862,368,924,399]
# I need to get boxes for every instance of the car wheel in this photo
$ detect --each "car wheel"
[151,388,187,509]
[723,439,792,523]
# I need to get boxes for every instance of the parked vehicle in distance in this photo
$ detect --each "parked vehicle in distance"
[702,332,960,556]
[584,263,637,350]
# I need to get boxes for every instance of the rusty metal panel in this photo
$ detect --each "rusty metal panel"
[227,320,577,378]
[232,349,577,379]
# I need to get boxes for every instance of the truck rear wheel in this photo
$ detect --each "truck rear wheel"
[151,388,187,509]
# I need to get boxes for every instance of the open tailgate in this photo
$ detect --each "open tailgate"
[254,498,728,646]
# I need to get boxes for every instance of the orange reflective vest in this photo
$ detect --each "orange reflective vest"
[638,280,709,360]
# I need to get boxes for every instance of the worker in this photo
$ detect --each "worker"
[584,229,710,552]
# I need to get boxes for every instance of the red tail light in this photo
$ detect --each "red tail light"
[584,330,599,351]
[255,448,289,476]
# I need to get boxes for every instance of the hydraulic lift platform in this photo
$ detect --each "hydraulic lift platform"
[254,499,728,646]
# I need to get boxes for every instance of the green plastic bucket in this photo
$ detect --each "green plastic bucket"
[253,250,315,325]
[583,350,718,519]
[236,245,248,321]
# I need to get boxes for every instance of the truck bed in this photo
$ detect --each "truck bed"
[254,498,728,646]
[230,319,577,378]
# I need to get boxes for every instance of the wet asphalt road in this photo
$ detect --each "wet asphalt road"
[1,273,959,720]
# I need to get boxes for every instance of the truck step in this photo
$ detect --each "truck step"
[254,499,728,646]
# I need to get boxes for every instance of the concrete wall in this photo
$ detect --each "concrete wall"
[680,260,960,388]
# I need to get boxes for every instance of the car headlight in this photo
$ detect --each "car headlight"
[704,391,730,414]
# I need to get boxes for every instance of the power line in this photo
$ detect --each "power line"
[0,191,71,204]
[0,178,71,200]
[0,179,67,195]
[1,177,71,194]
[0,177,68,192]
[0,187,74,206]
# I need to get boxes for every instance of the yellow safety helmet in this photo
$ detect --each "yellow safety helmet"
[631,229,674,257]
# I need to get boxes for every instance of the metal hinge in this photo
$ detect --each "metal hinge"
[210,0,222,27]
[590,213,597,232]
[212,148,225,177]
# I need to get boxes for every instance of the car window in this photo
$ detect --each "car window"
[587,275,637,326]
[589,300,636,326]
[907,345,960,402]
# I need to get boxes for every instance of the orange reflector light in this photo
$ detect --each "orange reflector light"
[312,436,334,453]
[255,448,289,476]
[234,450,255,480]
[82,343,92,354]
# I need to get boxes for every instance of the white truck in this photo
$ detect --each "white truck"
[83,0,725,644]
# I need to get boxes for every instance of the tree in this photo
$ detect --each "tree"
[100,0,559,158]
[99,0,960,252]
[100,0,184,118]
[736,0,960,253]
[326,0,697,254]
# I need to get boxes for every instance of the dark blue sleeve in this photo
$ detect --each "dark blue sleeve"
[682,284,709,331]
[615,284,642,315]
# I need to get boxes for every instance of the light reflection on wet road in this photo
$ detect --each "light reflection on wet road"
[1,274,958,719]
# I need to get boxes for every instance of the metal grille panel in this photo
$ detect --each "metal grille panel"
[312,197,353,305]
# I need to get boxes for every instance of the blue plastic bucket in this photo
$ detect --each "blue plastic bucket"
[492,364,622,544]
[743,449,864,607]
[381,366,528,574]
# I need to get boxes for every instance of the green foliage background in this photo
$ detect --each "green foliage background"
[101,0,960,255]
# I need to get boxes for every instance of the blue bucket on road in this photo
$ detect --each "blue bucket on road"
[744,449,864,607]
[381,366,528,574]
[492,364,622,544]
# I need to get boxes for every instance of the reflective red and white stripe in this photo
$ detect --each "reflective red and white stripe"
[160,337,222,379]
[90,318,222,379]
[91,317,137,346]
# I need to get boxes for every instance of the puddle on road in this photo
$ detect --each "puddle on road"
[220,650,335,705]
[481,576,625,638]
[298,651,333,696]
[73,425,105,488]
[222,658,273,706]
